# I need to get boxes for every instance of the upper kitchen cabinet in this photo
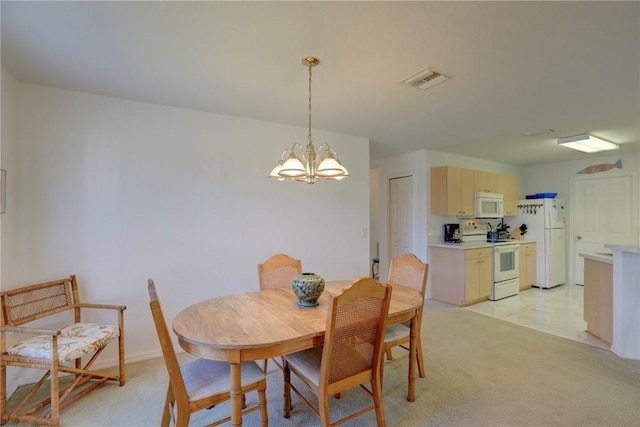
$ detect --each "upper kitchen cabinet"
[473,170,500,193]
[431,166,519,217]
[431,166,474,216]
[500,174,518,216]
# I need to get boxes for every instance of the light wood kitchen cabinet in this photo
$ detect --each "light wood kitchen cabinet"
[500,174,519,216]
[465,248,493,301]
[431,166,519,217]
[430,246,493,306]
[430,166,474,216]
[583,258,613,345]
[519,242,536,290]
[473,170,500,194]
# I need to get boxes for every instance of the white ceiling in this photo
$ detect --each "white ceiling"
[2,1,639,167]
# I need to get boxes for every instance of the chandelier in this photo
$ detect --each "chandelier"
[269,57,349,184]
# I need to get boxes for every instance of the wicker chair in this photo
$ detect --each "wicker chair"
[257,253,302,290]
[147,280,268,427]
[283,277,391,427]
[257,253,302,372]
[383,253,429,380]
[0,275,126,426]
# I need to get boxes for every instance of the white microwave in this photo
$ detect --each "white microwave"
[475,192,503,218]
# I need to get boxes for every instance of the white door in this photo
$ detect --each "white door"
[573,175,634,285]
[389,176,414,260]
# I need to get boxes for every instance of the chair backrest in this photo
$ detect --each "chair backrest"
[319,277,391,389]
[388,253,429,296]
[0,275,80,327]
[257,253,302,290]
[147,279,189,404]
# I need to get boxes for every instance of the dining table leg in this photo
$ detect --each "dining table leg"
[229,356,243,426]
[407,314,417,402]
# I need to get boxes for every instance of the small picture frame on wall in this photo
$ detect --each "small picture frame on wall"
[1,169,6,214]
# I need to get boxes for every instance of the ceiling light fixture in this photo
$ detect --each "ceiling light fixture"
[269,57,349,184]
[557,134,619,153]
[521,128,555,137]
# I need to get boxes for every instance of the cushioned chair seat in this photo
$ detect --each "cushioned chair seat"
[384,323,410,343]
[6,322,119,364]
[183,359,267,401]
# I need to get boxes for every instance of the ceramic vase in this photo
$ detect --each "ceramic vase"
[291,272,325,307]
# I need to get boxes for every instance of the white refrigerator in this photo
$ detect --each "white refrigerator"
[511,199,566,288]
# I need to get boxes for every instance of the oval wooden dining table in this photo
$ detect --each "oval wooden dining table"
[172,279,423,426]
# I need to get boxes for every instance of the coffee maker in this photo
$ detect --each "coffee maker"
[444,223,461,243]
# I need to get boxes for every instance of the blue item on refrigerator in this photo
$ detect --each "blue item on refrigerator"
[535,192,558,199]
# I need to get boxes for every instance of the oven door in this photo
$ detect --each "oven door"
[494,244,519,282]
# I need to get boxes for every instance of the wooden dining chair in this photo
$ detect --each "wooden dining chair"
[258,253,302,290]
[283,277,392,427]
[257,253,302,372]
[147,279,268,427]
[383,253,429,380]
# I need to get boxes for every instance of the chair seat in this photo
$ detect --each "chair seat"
[283,347,323,388]
[182,358,266,401]
[384,323,410,343]
[6,322,119,364]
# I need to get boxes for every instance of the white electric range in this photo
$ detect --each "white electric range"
[461,224,520,301]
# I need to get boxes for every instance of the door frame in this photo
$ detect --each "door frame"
[569,170,637,285]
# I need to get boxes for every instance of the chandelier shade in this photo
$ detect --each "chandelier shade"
[269,57,349,184]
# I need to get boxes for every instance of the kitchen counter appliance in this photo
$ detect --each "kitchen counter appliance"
[444,223,461,243]
[475,192,504,218]
[461,224,519,300]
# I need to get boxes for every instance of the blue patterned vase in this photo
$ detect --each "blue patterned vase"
[291,272,325,307]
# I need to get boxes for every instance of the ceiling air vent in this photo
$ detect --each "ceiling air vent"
[399,66,449,90]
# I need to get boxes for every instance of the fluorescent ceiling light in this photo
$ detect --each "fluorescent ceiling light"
[557,134,619,153]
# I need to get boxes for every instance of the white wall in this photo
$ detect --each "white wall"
[1,75,370,391]
[369,167,381,265]
[376,150,429,282]
[1,68,19,287]
[522,152,639,204]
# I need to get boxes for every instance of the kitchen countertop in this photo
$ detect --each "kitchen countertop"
[579,245,640,264]
[579,252,614,264]
[429,240,534,250]
[604,244,640,254]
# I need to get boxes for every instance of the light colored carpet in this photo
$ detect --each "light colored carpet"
[6,299,640,426]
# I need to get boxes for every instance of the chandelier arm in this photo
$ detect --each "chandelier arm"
[278,148,291,161]
[316,143,332,160]
[291,142,306,161]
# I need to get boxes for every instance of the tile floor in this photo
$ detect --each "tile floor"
[464,283,610,350]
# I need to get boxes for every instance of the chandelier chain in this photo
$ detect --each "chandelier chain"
[307,62,313,145]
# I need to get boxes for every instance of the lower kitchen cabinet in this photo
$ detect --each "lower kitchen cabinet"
[519,242,536,290]
[583,258,613,345]
[430,246,493,306]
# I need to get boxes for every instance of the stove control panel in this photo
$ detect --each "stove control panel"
[461,223,488,235]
